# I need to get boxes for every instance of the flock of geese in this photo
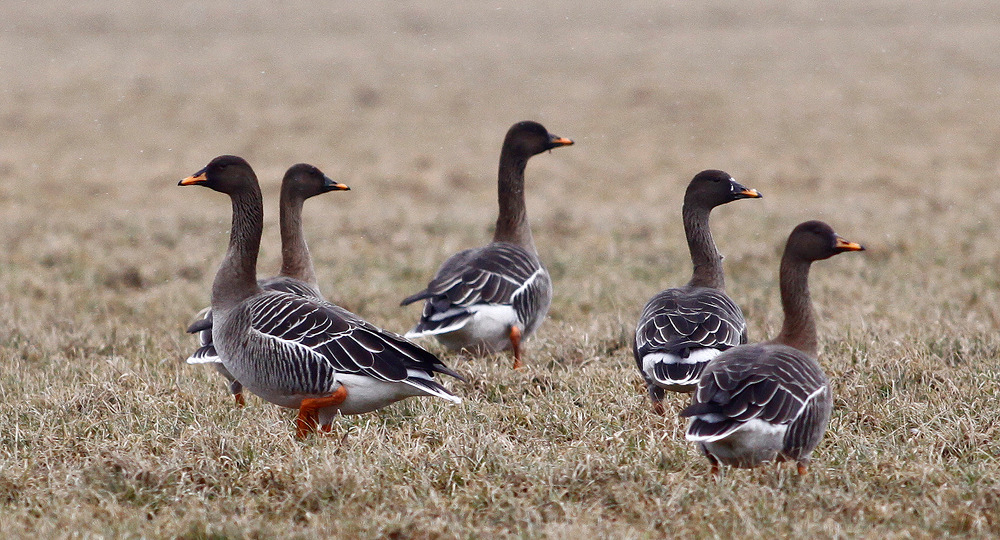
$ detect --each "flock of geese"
[179,120,864,476]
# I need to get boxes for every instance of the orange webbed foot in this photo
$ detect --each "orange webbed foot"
[295,385,348,439]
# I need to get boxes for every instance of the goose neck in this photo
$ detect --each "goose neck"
[492,151,535,252]
[774,254,817,356]
[278,192,316,284]
[212,186,263,308]
[683,204,724,290]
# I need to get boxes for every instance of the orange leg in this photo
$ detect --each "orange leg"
[295,385,348,439]
[233,392,246,407]
[509,326,524,369]
[797,462,809,476]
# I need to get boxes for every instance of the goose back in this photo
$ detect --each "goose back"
[402,121,570,362]
[633,170,760,402]
[680,220,864,473]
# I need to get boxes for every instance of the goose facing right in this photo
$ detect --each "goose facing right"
[180,155,464,437]
[680,220,864,475]
[185,163,350,406]
[633,170,761,415]
[401,121,573,369]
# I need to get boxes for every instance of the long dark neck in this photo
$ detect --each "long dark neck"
[278,191,316,285]
[212,185,263,309]
[683,204,724,290]
[492,151,535,253]
[773,254,817,356]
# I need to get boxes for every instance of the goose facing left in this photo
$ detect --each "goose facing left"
[185,163,350,407]
[179,155,464,437]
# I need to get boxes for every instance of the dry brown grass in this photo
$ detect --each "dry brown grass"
[2,0,1000,537]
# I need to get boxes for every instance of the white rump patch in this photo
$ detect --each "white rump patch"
[186,352,222,364]
[407,304,519,352]
[687,417,787,444]
[642,348,721,379]
[326,373,461,416]
[428,307,471,323]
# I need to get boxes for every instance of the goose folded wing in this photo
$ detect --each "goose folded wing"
[405,243,541,317]
[682,346,827,439]
[249,292,461,383]
[248,293,406,382]
[636,289,747,357]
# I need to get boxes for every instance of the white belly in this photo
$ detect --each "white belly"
[699,419,788,468]
[642,348,721,378]
[435,304,520,353]
[316,374,427,420]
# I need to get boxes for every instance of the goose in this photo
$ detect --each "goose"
[401,121,573,369]
[179,155,464,437]
[633,170,761,414]
[185,163,349,406]
[680,220,864,475]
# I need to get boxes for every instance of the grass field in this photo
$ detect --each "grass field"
[2,1,1000,537]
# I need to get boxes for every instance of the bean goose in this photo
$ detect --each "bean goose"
[185,163,349,406]
[633,170,761,414]
[680,220,864,475]
[401,121,573,369]
[179,155,464,437]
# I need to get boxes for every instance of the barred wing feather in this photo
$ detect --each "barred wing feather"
[635,287,747,386]
[402,242,545,333]
[681,344,829,442]
[248,292,462,384]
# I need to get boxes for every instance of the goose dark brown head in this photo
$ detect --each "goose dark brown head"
[282,163,350,200]
[785,220,865,262]
[684,169,762,209]
[179,155,257,194]
[503,121,574,158]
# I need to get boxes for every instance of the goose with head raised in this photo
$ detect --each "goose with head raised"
[680,220,864,475]
[185,163,350,406]
[180,155,463,437]
[633,170,761,414]
[401,121,573,369]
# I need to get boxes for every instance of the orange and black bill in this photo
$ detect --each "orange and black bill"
[179,168,208,186]
[835,237,865,252]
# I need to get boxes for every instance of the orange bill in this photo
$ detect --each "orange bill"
[179,171,207,186]
[835,237,865,251]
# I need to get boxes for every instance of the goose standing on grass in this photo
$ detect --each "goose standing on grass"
[180,155,464,438]
[680,220,864,475]
[185,163,350,406]
[401,121,573,369]
[633,170,762,415]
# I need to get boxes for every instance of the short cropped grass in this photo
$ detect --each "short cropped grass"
[2,1,1000,537]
